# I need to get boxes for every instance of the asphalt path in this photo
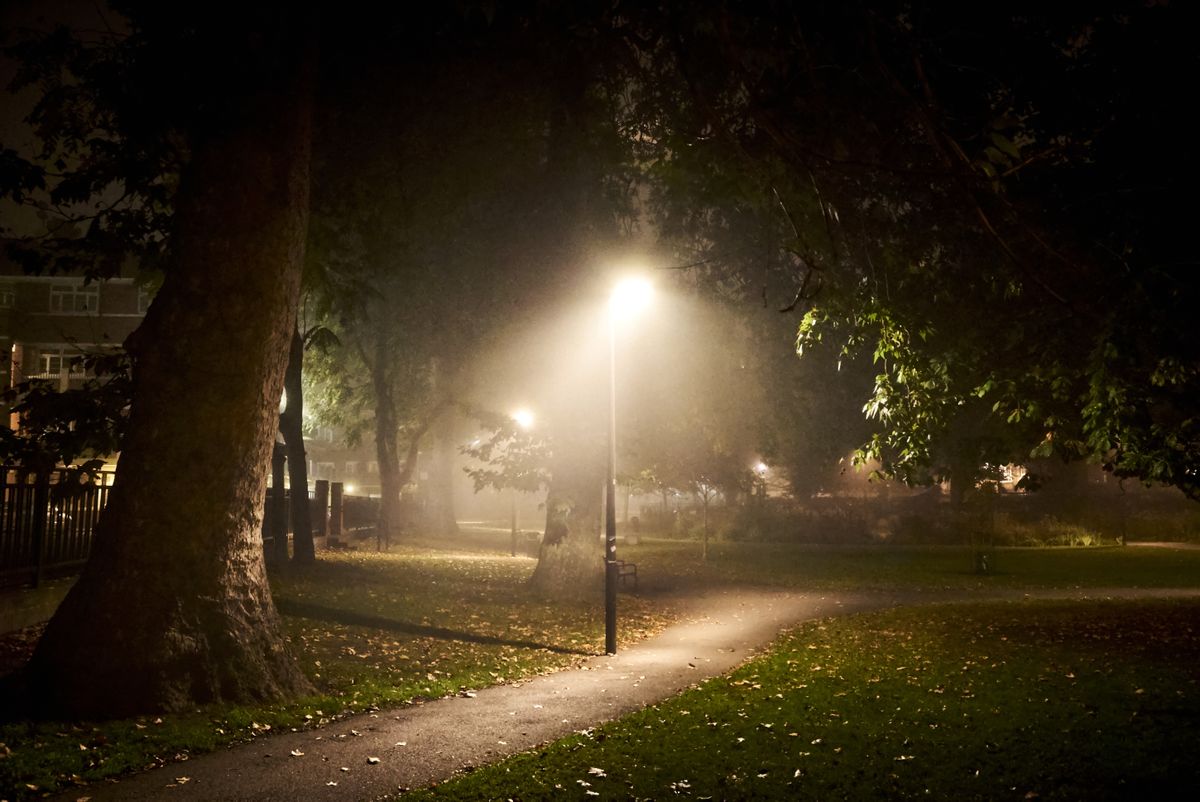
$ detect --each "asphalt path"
[54,585,1200,801]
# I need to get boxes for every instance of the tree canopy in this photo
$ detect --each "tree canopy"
[615,0,1199,498]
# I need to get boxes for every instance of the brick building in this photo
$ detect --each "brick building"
[1,258,147,413]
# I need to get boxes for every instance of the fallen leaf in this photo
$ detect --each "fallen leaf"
[367,756,381,764]
[290,749,304,757]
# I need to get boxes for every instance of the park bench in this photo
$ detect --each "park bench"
[614,559,638,590]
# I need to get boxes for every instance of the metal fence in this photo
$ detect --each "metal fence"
[0,467,116,589]
[2,471,357,590]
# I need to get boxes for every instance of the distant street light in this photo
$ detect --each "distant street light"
[511,409,533,557]
[606,276,653,655]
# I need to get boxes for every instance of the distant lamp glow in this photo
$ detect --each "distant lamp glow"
[344,483,357,495]
[512,408,534,430]
[754,462,768,503]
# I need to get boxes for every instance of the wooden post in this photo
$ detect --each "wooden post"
[330,481,344,544]
[31,468,50,588]
[510,489,518,557]
[269,442,288,563]
[314,479,330,538]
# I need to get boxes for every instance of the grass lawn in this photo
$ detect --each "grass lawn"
[0,546,674,800]
[1,537,1198,799]
[623,539,1200,592]
[410,597,1200,801]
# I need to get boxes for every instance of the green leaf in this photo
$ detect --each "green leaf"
[989,132,1021,160]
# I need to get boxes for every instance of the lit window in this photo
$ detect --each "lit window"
[49,284,99,314]
[37,348,84,377]
[367,461,379,475]
[345,461,359,476]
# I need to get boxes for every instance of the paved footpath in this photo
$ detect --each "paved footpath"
[57,586,1200,801]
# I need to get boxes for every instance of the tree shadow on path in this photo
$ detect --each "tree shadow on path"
[274,598,593,656]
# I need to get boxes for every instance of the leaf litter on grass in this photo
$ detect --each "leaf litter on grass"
[0,547,677,801]
[406,597,1200,801]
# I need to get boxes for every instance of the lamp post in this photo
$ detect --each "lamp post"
[510,408,533,557]
[606,277,653,655]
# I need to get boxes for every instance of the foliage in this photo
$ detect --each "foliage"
[459,408,552,495]
[0,351,131,470]
[0,9,177,278]
[617,0,1200,499]
[413,598,1200,800]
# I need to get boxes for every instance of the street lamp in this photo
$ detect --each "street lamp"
[510,408,533,556]
[606,276,653,654]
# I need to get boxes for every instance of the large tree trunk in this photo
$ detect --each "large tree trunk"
[281,325,315,563]
[529,447,604,599]
[28,26,314,717]
[423,406,460,535]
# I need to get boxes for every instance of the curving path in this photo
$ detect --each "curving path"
[56,585,1200,801]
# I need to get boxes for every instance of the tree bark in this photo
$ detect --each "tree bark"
[423,406,460,535]
[282,325,315,563]
[28,26,314,717]
[530,450,604,599]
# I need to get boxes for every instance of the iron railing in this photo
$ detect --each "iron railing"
[0,467,115,589]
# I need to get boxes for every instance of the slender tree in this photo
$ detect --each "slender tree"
[280,324,314,562]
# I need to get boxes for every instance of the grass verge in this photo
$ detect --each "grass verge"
[623,539,1200,592]
[0,547,674,800]
[410,597,1200,801]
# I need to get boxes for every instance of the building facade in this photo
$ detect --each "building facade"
[1,260,147,422]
